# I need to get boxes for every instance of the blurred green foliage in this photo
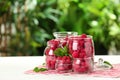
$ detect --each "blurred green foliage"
[0,0,120,55]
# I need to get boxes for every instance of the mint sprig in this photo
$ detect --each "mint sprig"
[33,67,47,72]
[54,46,69,56]
[104,61,113,69]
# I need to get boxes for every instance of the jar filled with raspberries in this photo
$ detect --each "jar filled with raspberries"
[44,39,60,70]
[68,34,95,73]
[44,32,78,70]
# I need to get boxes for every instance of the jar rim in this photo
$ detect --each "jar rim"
[69,35,93,39]
[53,32,78,34]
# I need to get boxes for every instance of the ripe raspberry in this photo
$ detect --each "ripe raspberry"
[72,51,79,58]
[62,56,68,61]
[48,39,60,50]
[50,60,56,69]
[44,47,50,55]
[57,56,62,60]
[80,34,87,38]
[79,51,86,58]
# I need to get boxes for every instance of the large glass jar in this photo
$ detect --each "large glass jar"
[68,34,95,73]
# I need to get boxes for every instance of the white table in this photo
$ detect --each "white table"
[0,55,120,80]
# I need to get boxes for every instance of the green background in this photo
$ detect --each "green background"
[0,0,120,56]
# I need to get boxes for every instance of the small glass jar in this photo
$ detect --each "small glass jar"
[73,57,94,73]
[55,59,72,73]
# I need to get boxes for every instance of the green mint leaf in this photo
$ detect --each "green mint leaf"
[39,68,48,71]
[63,46,68,53]
[33,67,47,72]
[54,46,70,56]
[104,61,113,68]
[33,67,40,72]
[54,48,65,56]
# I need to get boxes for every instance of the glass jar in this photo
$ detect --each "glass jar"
[68,35,95,73]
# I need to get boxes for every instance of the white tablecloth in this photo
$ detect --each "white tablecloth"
[0,55,120,80]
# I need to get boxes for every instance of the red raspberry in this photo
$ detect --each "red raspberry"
[61,38,67,47]
[66,56,71,64]
[62,56,68,60]
[45,48,55,56]
[68,39,73,54]
[50,60,56,69]
[79,50,86,58]
[57,56,62,60]
[66,56,71,60]
[79,39,84,47]
[81,60,86,66]
[62,41,67,47]
[72,51,79,58]
[80,34,87,38]
[48,39,60,50]
[62,56,68,64]
[44,48,50,55]
[68,64,72,70]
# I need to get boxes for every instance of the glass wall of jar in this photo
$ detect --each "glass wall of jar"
[68,34,95,73]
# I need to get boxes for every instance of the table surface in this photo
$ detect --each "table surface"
[0,55,120,80]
